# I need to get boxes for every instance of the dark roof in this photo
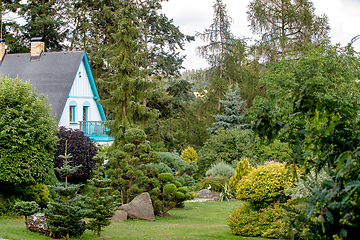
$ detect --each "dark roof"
[0,51,84,121]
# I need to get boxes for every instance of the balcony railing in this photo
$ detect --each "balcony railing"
[79,121,114,142]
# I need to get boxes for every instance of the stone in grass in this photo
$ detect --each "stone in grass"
[27,213,50,236]
[119,192,155,221]
[110,210,128,222]
[198,189,213,198]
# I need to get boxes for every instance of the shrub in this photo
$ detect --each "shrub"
[0,76,58,184]
[27,183,53,208]
[236,163,295,209]
[54,126,99,183]
[175,173,196,187]
[197,128,258,178]
[227,202,288,239]
[158,152,186,173]
[181,146,198,162]
[196,176,228,192]
[14,201,40,226]
[229,158,254,193]
[205,161,235,178]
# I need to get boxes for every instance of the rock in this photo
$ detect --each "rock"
[111,210,128,222]
[119,192,155,221]
[27,213,50,236]
[198,189,213,198]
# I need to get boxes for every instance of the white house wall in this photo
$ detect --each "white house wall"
[58,60,102,129]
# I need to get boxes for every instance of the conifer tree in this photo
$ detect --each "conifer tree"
[99,0,158,146]
[84,165,117,238]
[208,85,247,134]
[45,141,85,238]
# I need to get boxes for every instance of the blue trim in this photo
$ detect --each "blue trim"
[82,51,106,121]
[69,100,77,106]
[88,136,114,142]
[68,95,93,99]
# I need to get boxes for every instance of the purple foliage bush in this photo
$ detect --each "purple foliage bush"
[54,126,99,183]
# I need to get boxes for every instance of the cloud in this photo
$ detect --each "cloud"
[162,0,360,71]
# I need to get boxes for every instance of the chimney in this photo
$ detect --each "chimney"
[30,37,44,57]
[0,39,5,62]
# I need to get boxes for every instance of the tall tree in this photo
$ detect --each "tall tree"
[99,0,158,146]
[247,0,330,61]
[17,0,68,51]
[196,0,234,111]
[135,0,194,78]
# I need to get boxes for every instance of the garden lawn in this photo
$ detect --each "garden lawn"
[0,201,269,240]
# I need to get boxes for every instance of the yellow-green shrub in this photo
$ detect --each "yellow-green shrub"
[181,146,198,162]
[236,163,295,208]
[229,158,254,193]
[227,202,288,239]
[28,183,53,208]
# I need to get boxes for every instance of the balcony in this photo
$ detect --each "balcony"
[79,121,114,142]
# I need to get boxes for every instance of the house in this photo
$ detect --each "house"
[0,38,113,144]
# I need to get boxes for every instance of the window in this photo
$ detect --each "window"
[83,106,88,121]
[70,106,76,122]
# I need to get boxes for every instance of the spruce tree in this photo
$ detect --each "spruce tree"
[45,141,85,238]
[84,165,117,238]
[208,85,247,134]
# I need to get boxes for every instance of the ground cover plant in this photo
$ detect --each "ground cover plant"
[0,201,272,240]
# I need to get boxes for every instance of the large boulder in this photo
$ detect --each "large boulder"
[27,213,50,236]
[198,189,213,198]
[119,192,155,221]
[110,210,128,222]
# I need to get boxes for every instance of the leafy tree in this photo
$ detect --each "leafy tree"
[84,165,117,238]
[208,85,248,134]
[196,0,234,110]
[247,0,330,61]
[0,76,58,185]
[251,44,360,239]
[45,142,85,238]
[53,126,99,183]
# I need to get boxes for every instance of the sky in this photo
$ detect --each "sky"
[161,0,360,71]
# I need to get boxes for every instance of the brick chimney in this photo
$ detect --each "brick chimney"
[0,39,5,62]
[30,37,44,57]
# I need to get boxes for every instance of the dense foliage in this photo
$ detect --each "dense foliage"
[227,202,288,239]
[180,146,198,162]
[205,161,235,178]
[54,126,99,183]
[0,76,58,185]
[229,158,254,193]
[251,44,360,239]
[236,163,295,209]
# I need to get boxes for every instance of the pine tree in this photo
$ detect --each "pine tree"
[45,141,85,238]
[208,85,247,134]
[84,165,117,238]
[99,0,158,146]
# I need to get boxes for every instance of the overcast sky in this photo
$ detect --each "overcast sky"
[161,0,360,71]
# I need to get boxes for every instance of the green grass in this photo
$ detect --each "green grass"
[0,201,268,240]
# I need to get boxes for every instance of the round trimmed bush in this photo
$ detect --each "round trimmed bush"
[205,161,236,178]
[236,163,295,208]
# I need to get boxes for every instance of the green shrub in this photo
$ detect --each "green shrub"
[0,76,58,184]
[158,152,186,173]
[256,139,292,164]
[236,163,295,209]
[229,158,254,193]
[14,201,40,225]
[205,161,235,178]
[196,176,228,192]
[175,173,196,187]
[227,202,289,239]
[27,183,53,208]
[197,128,258,178]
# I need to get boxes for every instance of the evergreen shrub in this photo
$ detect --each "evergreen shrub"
[181,146,198,162]
[205,161,235,178]
[196,176,228,192]
[227,202,288,239]
[54,126,99,183]
[27,183,53,208]
[236,163,295,209]
[229,158,254,193]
